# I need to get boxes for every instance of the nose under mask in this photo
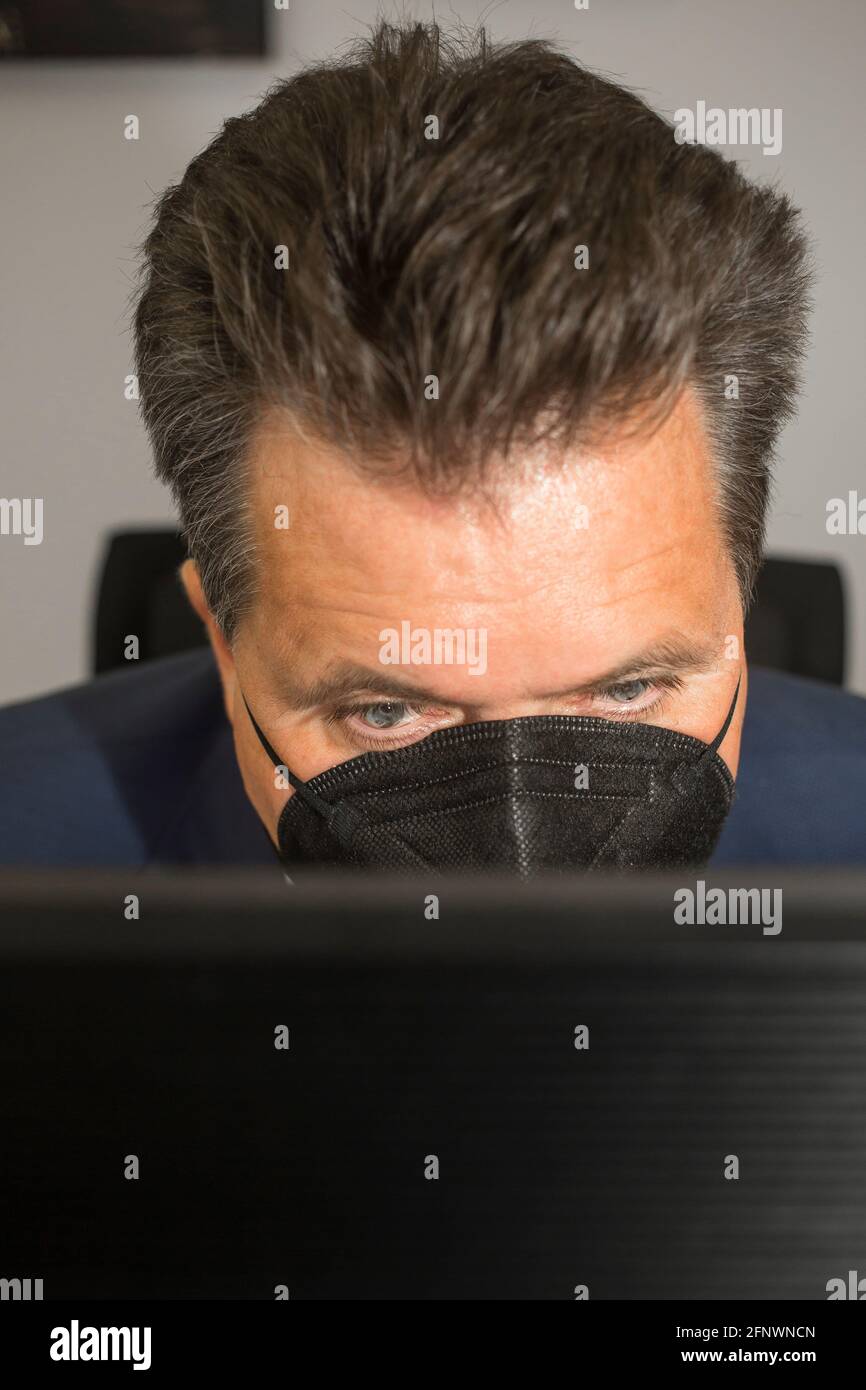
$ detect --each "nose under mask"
[242,679,740,878]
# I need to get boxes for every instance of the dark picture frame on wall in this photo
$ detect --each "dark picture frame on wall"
[0,0,267,58]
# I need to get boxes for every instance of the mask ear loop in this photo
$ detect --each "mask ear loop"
[587,675,742,870]
[241,694,436,869]
[669,675,741,793]
[241,695,365,850]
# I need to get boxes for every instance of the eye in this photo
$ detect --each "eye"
[606,679,650,704]
[328,698,455,751]
[591,672,684,721]
[356,700,416,730]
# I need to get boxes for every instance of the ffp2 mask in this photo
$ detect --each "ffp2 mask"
[242,678,740,876]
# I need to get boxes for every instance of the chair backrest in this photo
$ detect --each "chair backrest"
[92,530,847,686]
[743,556,845,686]
[92,531,206,673]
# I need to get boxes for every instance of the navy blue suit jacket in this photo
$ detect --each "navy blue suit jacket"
[1,650,865,867]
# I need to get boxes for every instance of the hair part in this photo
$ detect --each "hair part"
[133,19,813,638]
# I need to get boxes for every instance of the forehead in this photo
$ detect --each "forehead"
[240,392,732,682]
[247,393,724,590]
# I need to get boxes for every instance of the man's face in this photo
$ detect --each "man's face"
[184,390,746,847]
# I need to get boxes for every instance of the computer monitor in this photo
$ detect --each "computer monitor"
[0,867,864,1300]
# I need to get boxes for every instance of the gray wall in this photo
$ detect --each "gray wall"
[1,0,863,702]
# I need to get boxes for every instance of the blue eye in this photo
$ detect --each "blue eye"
[359,701,414,729]
[607,679,649,704]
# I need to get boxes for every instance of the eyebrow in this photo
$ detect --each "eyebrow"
[273,634,720,710]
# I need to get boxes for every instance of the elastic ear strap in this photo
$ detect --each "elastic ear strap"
[242,692,437,869]
[670,675,741,793]
[241,693,354,829]
[704,674,742,759]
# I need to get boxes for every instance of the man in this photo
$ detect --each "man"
[2,21,865,870]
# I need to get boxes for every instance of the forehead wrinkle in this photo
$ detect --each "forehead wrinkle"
[274,662,462,710]
[266,631,721,712]
[603,533,706,577]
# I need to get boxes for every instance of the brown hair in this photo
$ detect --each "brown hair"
[133,19,812,637]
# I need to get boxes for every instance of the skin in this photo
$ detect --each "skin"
[182,388,747,847]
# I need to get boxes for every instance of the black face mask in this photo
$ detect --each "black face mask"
[243,680,740,877]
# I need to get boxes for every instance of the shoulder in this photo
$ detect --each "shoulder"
[743,664,866,750]
[712,665,866,865]
[0,650,263,867]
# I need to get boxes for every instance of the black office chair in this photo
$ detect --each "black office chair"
[93,531,206,674]
[743,557,845,686]
[92,529,847,686]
